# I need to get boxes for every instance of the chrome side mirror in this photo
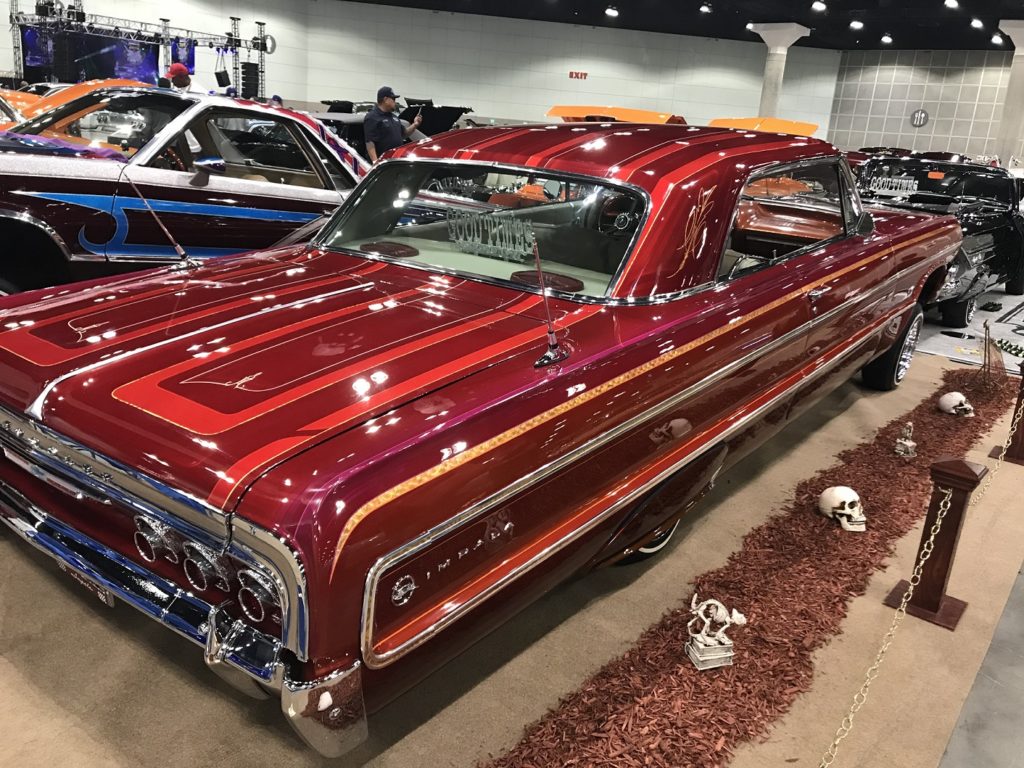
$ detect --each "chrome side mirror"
[194,156,226,174]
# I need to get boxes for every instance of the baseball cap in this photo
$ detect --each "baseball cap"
[377,85,399,101]
[167,62,190,78]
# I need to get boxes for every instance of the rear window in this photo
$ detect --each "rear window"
[319,162,646,298]
[860,160,1013,205]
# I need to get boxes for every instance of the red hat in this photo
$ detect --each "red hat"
[167,63,190,77]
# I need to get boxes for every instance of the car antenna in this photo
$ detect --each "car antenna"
[122,172,201,270]
[531,234,570,368]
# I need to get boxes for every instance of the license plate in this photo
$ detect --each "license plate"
[57,562,116,608]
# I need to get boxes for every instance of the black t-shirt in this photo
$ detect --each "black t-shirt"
[363,105,404,156]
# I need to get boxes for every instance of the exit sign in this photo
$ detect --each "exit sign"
[569,71,589,80]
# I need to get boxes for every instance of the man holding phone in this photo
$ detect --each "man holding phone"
[363,86,423,163]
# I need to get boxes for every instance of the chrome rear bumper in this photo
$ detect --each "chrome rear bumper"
[0,478,367,758]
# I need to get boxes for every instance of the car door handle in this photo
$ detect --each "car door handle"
[806,287,830,300]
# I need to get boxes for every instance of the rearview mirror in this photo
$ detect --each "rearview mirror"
[194,156,226,175]
[855,211,874,236]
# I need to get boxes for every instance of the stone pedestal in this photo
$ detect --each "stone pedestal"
[686,637,735,670]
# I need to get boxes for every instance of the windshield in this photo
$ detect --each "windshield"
[859,159,1013,205]
[10,90,192,159]
[319,162,645,297]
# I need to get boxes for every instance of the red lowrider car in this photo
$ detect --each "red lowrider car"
[0,124,959,756]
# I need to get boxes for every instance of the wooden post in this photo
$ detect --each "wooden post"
[883,457,987,630]
[990,361,1024,466]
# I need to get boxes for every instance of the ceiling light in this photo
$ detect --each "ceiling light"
[992,32,1004,44]
[604,5,618,17]
[811,1,827,11]
[849,20,864,30]
[944,0,958,7]
[971,17,983,28]
[881,33,893,44]
[699,3,712,13]
[745,21,754,30]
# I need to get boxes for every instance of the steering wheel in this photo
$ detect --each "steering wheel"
[597,194,637,235]
[159,146,187,172]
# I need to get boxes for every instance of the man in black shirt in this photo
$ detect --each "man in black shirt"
[363,85,422,163]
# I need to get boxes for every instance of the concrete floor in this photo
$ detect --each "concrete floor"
[940,566,1024,768]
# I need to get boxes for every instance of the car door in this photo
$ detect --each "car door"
[109,108,355,264]
[775,159,900,417]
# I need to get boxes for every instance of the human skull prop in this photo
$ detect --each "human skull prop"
[818,486,867,532]
[938,391,975,417]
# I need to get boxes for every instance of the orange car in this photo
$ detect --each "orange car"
[0,89,41,123]
[708,117,819,137]
[547,105,686,124]
[0,79,152,129]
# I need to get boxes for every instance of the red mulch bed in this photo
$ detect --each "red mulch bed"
[481,370,1018,768]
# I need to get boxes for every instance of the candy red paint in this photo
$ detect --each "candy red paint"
[0,124,962,753]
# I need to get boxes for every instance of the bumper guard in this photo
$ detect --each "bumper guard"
[0,478,368,758]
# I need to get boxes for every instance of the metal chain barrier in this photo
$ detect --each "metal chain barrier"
[818,486,953,768]
[819,389,1024,768]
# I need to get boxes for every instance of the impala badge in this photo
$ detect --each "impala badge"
[391,575,417,606]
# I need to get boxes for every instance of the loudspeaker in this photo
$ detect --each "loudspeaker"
[35,3,51,17]
[52,33,77,82]
[240,61,259,99]
[215,70,231,87]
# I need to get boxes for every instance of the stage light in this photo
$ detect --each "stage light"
[604,6,618,17]
[699,3,713,13]
[881,33,893,44]
[811,1,827,11]
[992,32,1004,44]
[971,18,983,29]
[849,20,864,30]
[745,22,754,30]
[944,0,958,8]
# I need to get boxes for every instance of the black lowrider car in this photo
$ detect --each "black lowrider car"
[859,157,1024,326]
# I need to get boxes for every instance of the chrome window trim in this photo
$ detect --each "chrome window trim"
[713,154,850,285]
[361,301,907,668]
[0,209,73,260]
[0,403,311,659]
[313,157,653,304]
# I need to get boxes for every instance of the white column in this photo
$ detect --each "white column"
[750,23,810,118]
[994,20,1024,165]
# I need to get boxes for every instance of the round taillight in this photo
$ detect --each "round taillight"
[182,542,229,593]
[133,516,179,564]
[133,529,158,562]
[237,569,277,623]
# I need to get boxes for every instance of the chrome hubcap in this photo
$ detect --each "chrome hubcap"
[896,314,923,383]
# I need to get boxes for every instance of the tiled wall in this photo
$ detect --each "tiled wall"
[0,0,841,136]
[828,49,1011,156]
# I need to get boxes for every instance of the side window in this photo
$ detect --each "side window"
[306,136,357,191]
[718,162,847,281]
[149,110,326,189]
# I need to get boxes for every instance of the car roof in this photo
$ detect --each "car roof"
[388,122,835,194]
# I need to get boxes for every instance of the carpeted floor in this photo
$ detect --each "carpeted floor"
[0,354,1021,768]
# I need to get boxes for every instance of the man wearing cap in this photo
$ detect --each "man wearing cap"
[166,62,208,95]
[363,86,422,163]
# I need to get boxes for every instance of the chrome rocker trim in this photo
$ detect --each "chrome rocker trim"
[0,477,367,758]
